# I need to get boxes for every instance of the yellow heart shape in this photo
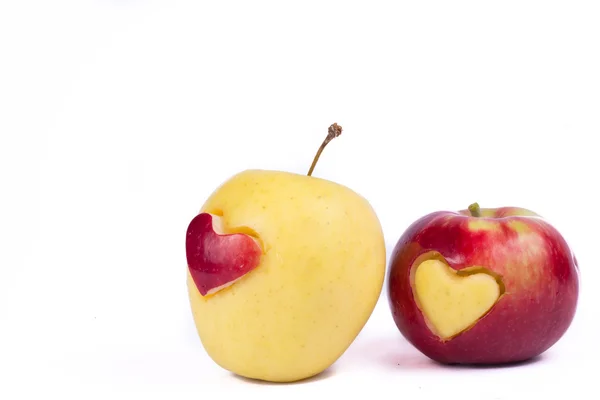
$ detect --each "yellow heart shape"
[412,258,503,340]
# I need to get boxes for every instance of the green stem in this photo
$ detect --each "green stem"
[468,202,481,217]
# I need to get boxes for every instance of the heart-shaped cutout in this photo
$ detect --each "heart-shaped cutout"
[412,258,502,340]
[186,213,263,296]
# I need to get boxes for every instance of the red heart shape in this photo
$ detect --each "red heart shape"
[186,213,262,296]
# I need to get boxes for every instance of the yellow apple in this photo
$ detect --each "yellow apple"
[185,124,386,382]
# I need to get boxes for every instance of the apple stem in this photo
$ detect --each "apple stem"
[468,202,482,217]
[307,123,343,176]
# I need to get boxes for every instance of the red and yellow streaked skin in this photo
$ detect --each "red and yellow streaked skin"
[387,206,580,365]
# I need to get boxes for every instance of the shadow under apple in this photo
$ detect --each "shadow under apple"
[380,338,547,371]
[434,354,545,370]
[346,333,546,372]
[231,366,336,386]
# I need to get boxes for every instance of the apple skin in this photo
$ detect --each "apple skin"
[387,206,580,365]
[186,213,262,296]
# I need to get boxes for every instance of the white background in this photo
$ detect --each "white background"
[1,1,599,398]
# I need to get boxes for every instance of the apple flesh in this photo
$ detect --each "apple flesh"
[387,205,580,365]
[412,258,503,340]
[186,212,263,296]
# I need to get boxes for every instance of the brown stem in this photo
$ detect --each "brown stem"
[307,123,343,176]
[468,202,482,217]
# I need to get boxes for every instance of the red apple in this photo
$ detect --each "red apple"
[186,212,263,296]
[387,203,580,365]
